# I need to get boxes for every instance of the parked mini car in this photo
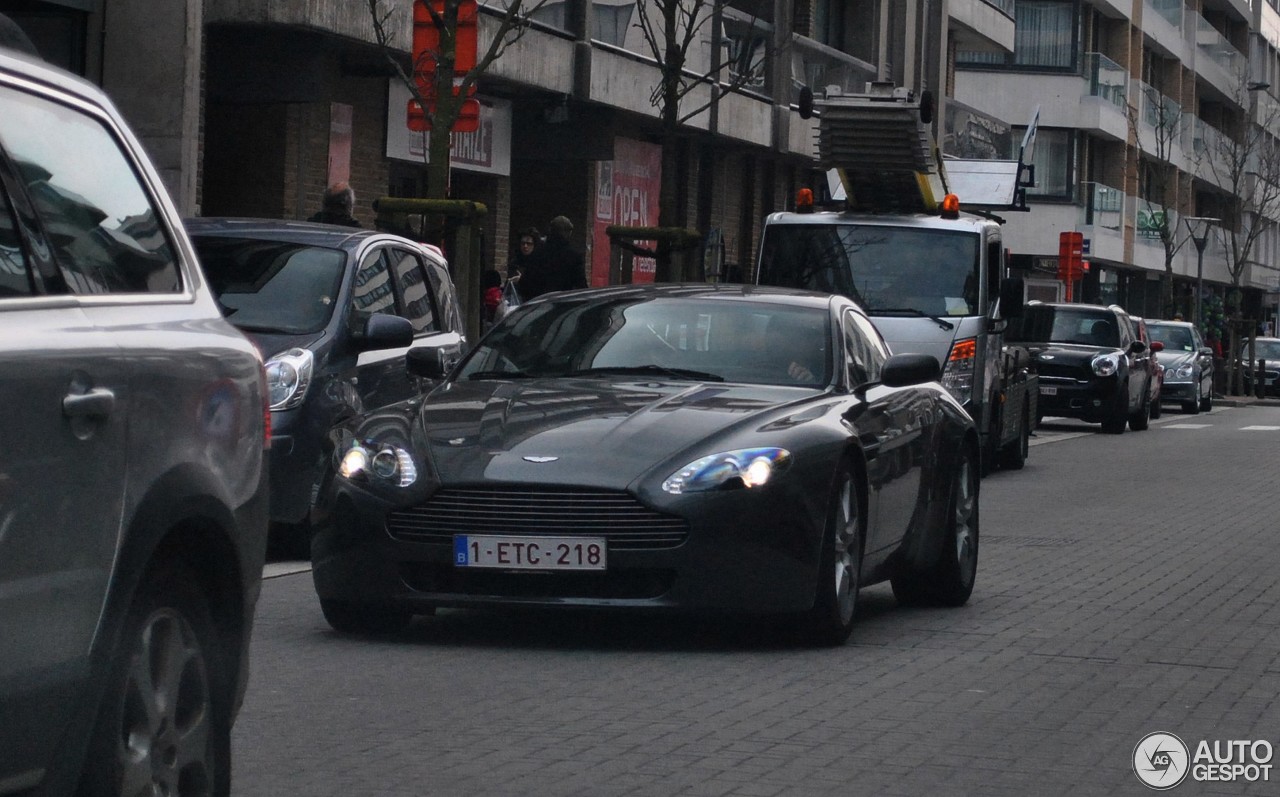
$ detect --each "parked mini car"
[0,47,268,795]
[1007,301,1152,433]
[1147,319,1215,413]
[186,218,466,556]
[1129,315,1164,420]
[311,284,980,647]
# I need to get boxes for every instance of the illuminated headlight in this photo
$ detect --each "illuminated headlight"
[1091,354,1119,377]
[662,447,791,494]
[941,338,977,405]
[338,442,418,487]
[265,348,314,410]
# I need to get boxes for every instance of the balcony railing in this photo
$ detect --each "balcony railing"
[1135,197,1175,244]
[1193,117,1228,155]
[1194,13,1246,77]
[1146,0,1183,29]
[982,0,1015,15]
[790,36,876,97]
[1135,80,1181,131]
[1085,52,1127,109]
[1083,182,1124,230]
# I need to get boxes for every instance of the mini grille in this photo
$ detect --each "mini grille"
[387,487,689,549]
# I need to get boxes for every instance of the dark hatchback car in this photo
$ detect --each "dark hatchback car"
[0,48,268,795]
[312,284,981,647]
[1008,302,1152,433]
[187,218,466,555]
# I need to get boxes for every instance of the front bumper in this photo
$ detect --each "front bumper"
[266,409,325,524]
[311,478,828,616]
[1160,380,1198,403]
[1035,375,1122,422]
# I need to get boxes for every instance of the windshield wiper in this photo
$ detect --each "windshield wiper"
[465,369,537,380]
[870,307,955,331]
[565,365,724,382]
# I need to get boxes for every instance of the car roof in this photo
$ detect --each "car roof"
[1147,319,1193,328]
[537,282,843,310]
[0,45,105,103]
[183,217,383,247]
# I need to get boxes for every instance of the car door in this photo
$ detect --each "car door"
[0,83,130,787]
[842,309,925,556]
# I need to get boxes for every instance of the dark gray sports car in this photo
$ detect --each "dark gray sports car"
[311,284,980,645]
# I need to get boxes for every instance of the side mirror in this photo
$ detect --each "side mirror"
[358,313,414,352]
[999,277,1026,319]
[1129,340,1147,354]
[406,346,449,380]
[880,353,941,388]
[1199,346,1214,357]
[1150,341,1164,353]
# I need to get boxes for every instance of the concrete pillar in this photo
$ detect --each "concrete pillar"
[102,0,203,215]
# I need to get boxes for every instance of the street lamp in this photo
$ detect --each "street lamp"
[1183,216,1219,329]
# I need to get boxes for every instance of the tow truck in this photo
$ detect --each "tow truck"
[755,82,1039,473]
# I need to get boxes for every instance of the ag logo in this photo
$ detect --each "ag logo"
[1133,732,1190,789]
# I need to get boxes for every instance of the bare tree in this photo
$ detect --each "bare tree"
[630,0,777,280]
[1126,82,1191,317]
[366,0,548,200]
[1198,75,1280,295]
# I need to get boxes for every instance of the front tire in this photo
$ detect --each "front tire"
[1183,398,1200,415]
[80,564,228,797]
[1129,389,1151,431]
[891,447,980,607]
[321,599,414,635]
[1200,390,1213,412]
[802,464,863,646]
[998,400,1030,470]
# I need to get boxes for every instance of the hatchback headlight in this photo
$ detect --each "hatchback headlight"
[264,348,314,410]
[662,447,791,494]
[1091,353,1119,377]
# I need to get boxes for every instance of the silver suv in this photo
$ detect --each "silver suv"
[0,47,268,796]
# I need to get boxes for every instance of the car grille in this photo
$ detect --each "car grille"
[386,486,689,550]
[1035,362,1090,381]
[400,562,675,599]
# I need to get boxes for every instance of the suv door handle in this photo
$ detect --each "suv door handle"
[63,387,116,418]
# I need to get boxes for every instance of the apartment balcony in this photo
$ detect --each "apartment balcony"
[1142,0,1188,61]
[1081,182,1127,265]
[1192,12,1247,103]
[1132,80,1189,170]
[948,0,1015,55]
[1190,116,1235,192]
[953,60,1127,143]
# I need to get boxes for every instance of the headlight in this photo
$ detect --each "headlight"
[265,348,314,410]
[1173,364,1194,379]
[1091,353,1119,377]
[662,447,791,494]
[940,337,977,405]
[338,441,418,487]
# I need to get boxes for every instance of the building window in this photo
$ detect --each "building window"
[958,0,1076,70]
[1022,128,1073,199]
[813,0,846,51]
[592,0,634,46]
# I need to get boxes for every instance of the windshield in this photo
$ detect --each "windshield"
[1252,339,1280,359]
[1147,323,1196,352]
[1007,305,1120,347]
[195,236,347,334]
[458,296,831,387]
[757,223,980,317]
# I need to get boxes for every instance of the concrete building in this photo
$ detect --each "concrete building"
[953,0,1280,329]
[8,0,1016,295]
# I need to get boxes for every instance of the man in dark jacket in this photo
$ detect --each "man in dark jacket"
[308,182,361,227]
[519,215,587,299]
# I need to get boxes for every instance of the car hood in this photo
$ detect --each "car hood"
[415,378,818,488]
[1025,343,1115,370]
[234,329,326,360]
[1154,349,1198,369]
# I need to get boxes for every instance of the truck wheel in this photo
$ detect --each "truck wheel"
[998,400,1029,470]
[1101,389,1128,434]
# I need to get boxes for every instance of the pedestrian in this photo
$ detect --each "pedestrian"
[508,226,542,281]
[308,182,361,227]
[519,215,587,300]
[480,269,503,329]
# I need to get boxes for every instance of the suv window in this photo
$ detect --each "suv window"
[0,84,180,294]
[0,182,29,296]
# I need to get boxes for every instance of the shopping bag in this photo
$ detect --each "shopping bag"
[494,279,522,322]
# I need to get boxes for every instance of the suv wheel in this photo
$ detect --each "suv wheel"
[1101,388,1129,434]
[1129,389,1151,431]
[80,564,228,796]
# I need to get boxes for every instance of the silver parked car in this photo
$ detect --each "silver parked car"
[0,46,268,795]
[1147,319,1215,414]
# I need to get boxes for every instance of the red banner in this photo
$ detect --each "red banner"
[591,137,662,287]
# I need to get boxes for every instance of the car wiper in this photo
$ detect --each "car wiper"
[870,307,954,331]
[565,365,724,382]
[465,369,537,380]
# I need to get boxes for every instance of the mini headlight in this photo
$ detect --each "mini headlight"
[662,447,791,494]
[1092,354,1119,377]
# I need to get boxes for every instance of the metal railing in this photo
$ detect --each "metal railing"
[1085,52,1127,109]
[1083,182,1124,230]
[1135,80,1181,131]
[1193,13,1246,77]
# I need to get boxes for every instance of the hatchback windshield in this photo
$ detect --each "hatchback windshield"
[1007,305,1120,348]
[1147,323,1196,352]
[195,237,347,334]
[757,224,980,317]
[458,296,832,387]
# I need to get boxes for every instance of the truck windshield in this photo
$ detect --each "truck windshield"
[758,224,980,317]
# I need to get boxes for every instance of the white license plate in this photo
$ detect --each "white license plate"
[1040,385,1058,396]
[453,535,607,571]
